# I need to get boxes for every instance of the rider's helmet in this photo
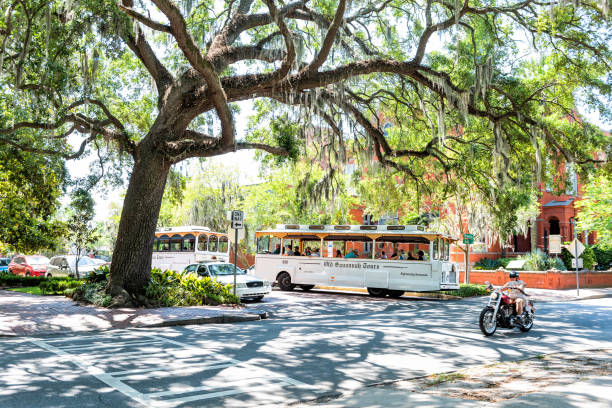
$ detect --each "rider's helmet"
[509,271,520,279]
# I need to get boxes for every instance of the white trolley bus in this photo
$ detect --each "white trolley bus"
[151,226,229,272]
[254,224,459,296]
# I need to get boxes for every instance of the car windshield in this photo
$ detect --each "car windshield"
[208,264,245,276]
[26,256,49,265]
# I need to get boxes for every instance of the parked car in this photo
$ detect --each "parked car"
[0,258,10,273]
[90,257,111,268]
[183,262,272,301]
[8,255,50,277]
[47,256,102,278]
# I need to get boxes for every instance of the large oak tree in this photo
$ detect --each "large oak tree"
[0,0,610,300]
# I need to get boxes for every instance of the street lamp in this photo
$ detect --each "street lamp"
[569,217,579,297]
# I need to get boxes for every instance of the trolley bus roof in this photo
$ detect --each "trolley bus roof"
[255,224,456,241]
[154,225,227,237]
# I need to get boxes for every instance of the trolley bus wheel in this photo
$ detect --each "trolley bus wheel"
[277,272,295,291]
[387,290,404,298]
[299,285,315,291]
[367,287,388,297]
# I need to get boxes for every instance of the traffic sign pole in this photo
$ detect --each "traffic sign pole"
[228,210,244,298]
[462,234,474,285]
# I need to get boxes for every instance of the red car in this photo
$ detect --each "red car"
[9,255,51,277]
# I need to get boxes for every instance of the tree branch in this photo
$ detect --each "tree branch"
[262,0,296,79]
[151,0,235,147]
[118,4,172,33]
[302,0,346,74]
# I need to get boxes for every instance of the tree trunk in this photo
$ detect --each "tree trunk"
[108,142,171,296]
[530,220,538,253]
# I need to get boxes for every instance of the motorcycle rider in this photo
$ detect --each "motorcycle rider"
[501,271,528,320]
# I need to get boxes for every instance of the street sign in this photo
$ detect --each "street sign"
[228,226,246,243]
[231,210,244,229]
[463,233,474,245]
[566,238,585,258]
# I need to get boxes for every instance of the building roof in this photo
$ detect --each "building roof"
[542,199,574,207]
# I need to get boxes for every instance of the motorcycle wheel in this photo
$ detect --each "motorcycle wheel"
[479,307,497,336]
[520,314,533,332]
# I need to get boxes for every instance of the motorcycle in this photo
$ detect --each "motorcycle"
[479,281,535,336]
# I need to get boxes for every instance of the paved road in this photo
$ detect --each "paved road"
[1,289,611,407]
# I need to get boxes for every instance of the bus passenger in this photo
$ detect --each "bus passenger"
[293,246,301,256]
[305,247,312,256]
[336,249,342,257]
[389,250,399,260]
[417,250,425,260]
[345,249,358,259]
[379,251,387,259]
[398,249,406,260]
[272,244,281,254]
[407,252,416,260]
[313,248,321,257]
[284,245,293,256]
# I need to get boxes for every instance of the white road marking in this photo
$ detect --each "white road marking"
[57,339,164,352]
[28,332,315,407]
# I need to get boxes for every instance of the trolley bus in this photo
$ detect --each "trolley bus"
[151,226,229,272]
[254,224,459,296]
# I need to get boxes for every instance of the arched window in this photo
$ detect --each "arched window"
[170,234,182,252]
[208,235,218,252]
[197,235,207,251]
[182,234,195,252]
[218,236,228,253]
[158,235,170,251]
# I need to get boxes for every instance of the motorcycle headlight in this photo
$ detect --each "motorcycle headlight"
[490,292,499,300]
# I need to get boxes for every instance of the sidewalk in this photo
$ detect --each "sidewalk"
[0,290,266,337]
[524,287,612,302]
[315,349,612,407]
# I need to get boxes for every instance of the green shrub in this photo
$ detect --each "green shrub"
[39,278,85,295]
[560,248,574,270]
[580,246,596,270]
[72,268,240,308]
[497,258,513,268]
[550,257,567,271]
[441,284,489,297]
[473,258,499,270]
[592,245,612,270]
[87,265,109,283]
[145,268,240,307]
[0,274,45,287]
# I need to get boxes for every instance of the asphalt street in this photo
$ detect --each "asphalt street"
[1,289,611,407]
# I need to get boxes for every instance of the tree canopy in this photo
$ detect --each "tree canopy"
[0,0,610,297]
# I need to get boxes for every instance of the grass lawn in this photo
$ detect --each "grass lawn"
[8,286,44,295]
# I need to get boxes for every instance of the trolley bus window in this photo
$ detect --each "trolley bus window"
[218,236,229,253]
[444,239,450,260]
[197,235,207,251]
[432,238,439,260]
[152,240,158,252]
[209,236,218,252]
[159,239,170,251]
[257,235,271,254]
[170,235,182,252]
[182,236,195,252]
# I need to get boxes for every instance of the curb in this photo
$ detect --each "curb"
[312,286,460,300]
[0,311,268,338]
[141,312,264,328]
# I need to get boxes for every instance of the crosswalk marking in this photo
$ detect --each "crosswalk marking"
[28,332,315,407]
